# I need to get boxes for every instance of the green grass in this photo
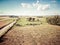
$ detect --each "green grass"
[16,17,47,26]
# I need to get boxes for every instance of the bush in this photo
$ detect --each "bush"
[16,24,21,26]
[46,15,60,25]
[28,17,35,22]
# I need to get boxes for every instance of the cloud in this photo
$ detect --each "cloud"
[21,0,50,11]
[42,4,50,11]
[52,0,56,3]
[35,4,50,11]
[21,3,32,8]
[32,0,50,11]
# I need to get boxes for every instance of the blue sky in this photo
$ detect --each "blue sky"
[0,0,60,16]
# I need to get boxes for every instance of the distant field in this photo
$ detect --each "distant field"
[16,17,47,26]
[0,18,4,20]
[0,17,16,28]
[0,17,9,20]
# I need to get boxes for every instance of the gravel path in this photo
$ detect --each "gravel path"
[0,25,60,45]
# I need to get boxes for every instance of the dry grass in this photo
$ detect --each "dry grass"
[0,24,60,45]
[0,19,15,28]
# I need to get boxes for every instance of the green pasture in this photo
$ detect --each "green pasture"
[16,17,47,26]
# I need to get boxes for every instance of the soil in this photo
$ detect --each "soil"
[0,21,7,28]
[0,25,60,45]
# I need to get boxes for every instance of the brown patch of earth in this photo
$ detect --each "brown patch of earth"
[0,24,60,45]
[0,21,8,28]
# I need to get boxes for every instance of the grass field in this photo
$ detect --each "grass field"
[0,16,60,45]
[16,17,47,26]
[0,17,16,28]
[0,24,60,45]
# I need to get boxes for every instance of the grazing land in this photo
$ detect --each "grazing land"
[0,16,60,45]
[0,19,14,29]
[0,17,17,29]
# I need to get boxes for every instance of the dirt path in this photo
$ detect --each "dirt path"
[0,25,60,45]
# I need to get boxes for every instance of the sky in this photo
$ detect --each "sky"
[0,0,60,16]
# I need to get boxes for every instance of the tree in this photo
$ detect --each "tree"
[46,15,60,25]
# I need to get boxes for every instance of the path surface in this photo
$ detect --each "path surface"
[0,25,60,45]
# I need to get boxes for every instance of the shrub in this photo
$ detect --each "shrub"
[28,17,32,21]
[16,24,21,26]
[28,17,35,22]
[46,15,60,25]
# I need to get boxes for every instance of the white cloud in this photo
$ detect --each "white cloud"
[21,3,32,8]
[37,5,42,11]
[42,4,50,11]
[21,0,50,11]
[52,0,56,3]
[32,2,50,11]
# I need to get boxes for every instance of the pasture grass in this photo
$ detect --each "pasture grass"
[16,17,47,26]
